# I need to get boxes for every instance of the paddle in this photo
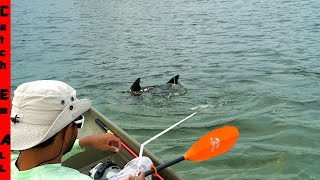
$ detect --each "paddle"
[145,126,239,177]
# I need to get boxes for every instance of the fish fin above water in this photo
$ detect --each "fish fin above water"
[130,78,142,92]
[167,75,179,84]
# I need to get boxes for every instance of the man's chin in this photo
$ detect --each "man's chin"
[63,137,76,155]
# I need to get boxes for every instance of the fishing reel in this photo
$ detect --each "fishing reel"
[89,159,121,180]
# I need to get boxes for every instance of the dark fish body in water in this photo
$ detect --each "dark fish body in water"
[129,75,180,96]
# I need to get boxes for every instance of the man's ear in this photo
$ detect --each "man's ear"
[62,123,73,133]
[61,123,75,141]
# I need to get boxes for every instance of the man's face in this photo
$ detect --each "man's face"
[63,125,78,155]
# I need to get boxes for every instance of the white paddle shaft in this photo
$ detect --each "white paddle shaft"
[136,112,197,173]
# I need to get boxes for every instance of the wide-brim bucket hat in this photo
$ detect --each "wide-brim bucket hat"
[11,80,92,151]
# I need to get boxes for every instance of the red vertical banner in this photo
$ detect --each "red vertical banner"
[0,0,10,179]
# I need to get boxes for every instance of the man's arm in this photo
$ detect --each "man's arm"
[79,133,121,152]
[61,139,85,162]
[61,133,121,162]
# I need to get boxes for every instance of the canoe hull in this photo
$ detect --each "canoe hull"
[63,107,182,180]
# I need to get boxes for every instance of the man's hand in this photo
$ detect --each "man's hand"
[79,133,121,152]
[126,172,146,180]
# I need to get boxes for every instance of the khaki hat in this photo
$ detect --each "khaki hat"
[11,80,92,150]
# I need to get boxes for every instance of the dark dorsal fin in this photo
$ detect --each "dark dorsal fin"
[130,78,141,92]
[167,75,179,84]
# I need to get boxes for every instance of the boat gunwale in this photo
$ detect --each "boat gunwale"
[64,107,183,180]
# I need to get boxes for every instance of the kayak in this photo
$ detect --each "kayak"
[62,107,183,180]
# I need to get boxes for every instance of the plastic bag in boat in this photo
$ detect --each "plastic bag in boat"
[109,156,152,180]
[89,157,152,180]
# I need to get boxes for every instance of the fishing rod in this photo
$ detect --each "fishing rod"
[95,118,166,180]
[145,126,239,177]
[95,118,138,158]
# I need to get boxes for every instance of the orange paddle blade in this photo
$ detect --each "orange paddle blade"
[184,126,239,162]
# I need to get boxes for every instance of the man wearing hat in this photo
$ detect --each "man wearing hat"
[10,80,146,180]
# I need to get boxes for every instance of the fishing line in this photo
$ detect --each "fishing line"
[35,130,66,167]
[136,112,197,175]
